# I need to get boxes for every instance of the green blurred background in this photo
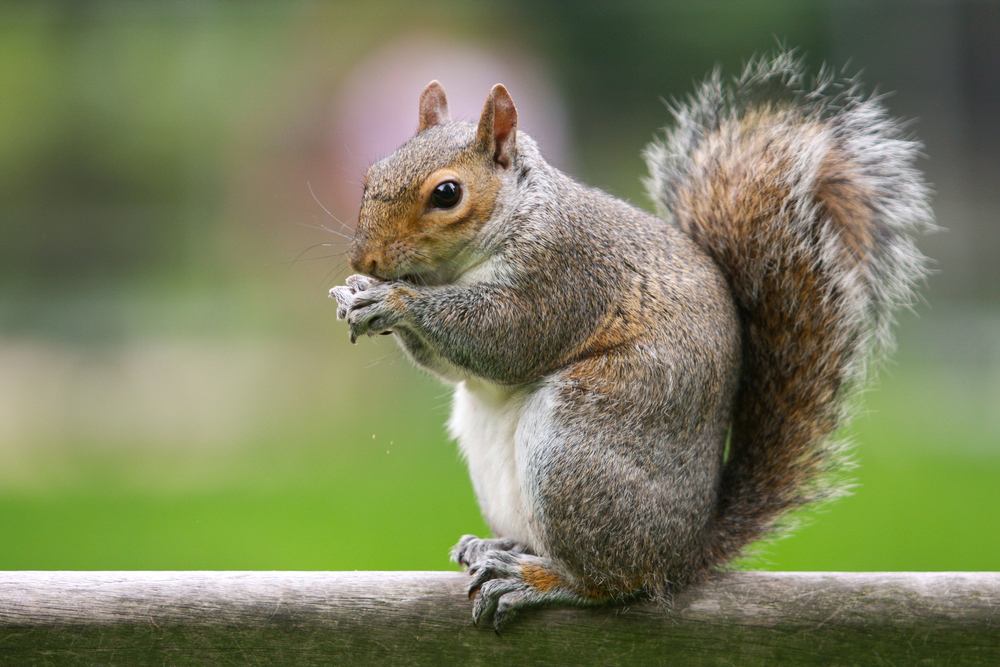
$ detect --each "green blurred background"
[2,0,997,573]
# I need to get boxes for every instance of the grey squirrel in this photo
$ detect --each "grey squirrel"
[330,50,933,631]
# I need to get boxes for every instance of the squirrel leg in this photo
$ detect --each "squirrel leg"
[450,535,605,632]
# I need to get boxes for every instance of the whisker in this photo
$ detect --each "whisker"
[283,252,348,266]
[322,260,350,289]
[307,181,355,233]
[286,242,349,269]
[343,144,365,183]
[289,219,354,241]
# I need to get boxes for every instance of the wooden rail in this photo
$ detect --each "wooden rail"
[1,571,997,666]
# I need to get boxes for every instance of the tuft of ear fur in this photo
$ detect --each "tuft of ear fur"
[475,84,518,168]
[418,80,451,132]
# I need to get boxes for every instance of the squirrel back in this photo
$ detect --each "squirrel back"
[644,51,933,571]
[331,51,933,629]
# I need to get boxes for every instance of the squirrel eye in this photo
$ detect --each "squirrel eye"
[430,181,461,209]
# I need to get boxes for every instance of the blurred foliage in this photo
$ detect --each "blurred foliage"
[0,1,997,574]
[511,0,830,198]
[1,3,310,288]
[0,0,831,289]
[1,358,997,571]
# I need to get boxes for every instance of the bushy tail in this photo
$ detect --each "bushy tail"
[644,51,934,572]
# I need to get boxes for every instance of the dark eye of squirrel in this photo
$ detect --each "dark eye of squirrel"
[430,181,461,209]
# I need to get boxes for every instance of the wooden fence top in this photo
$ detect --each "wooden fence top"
[1,571,997,666]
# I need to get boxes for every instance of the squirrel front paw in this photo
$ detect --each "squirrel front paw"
[329,274,409,344]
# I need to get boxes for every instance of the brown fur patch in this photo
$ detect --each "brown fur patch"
[385,285,417,310]
[519,563,567,592]
[815,149,875,267]
[520,564,611,600]
[571,288,647,362]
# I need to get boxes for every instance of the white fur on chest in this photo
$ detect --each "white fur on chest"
[447,379,535,546]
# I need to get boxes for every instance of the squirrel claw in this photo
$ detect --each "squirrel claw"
[331,277,401,342]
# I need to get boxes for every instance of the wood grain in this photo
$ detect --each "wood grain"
[1,571,997,666]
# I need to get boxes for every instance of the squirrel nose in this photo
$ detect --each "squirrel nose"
[348,244,379,277]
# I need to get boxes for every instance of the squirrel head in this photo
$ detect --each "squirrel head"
[348,81,519,283]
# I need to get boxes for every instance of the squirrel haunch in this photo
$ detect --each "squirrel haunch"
[331,50,933,631]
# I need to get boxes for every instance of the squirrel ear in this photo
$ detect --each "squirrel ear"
[475,84,518,169]
[418,81,451,132]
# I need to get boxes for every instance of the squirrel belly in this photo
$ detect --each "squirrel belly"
[330,51,933,631]
[448,378,538,547]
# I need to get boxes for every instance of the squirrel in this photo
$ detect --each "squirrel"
[330,50,933,631]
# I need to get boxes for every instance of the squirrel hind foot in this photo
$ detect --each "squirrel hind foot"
[452,535,610,631]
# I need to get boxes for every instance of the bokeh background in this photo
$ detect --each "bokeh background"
[2,0,997,572]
